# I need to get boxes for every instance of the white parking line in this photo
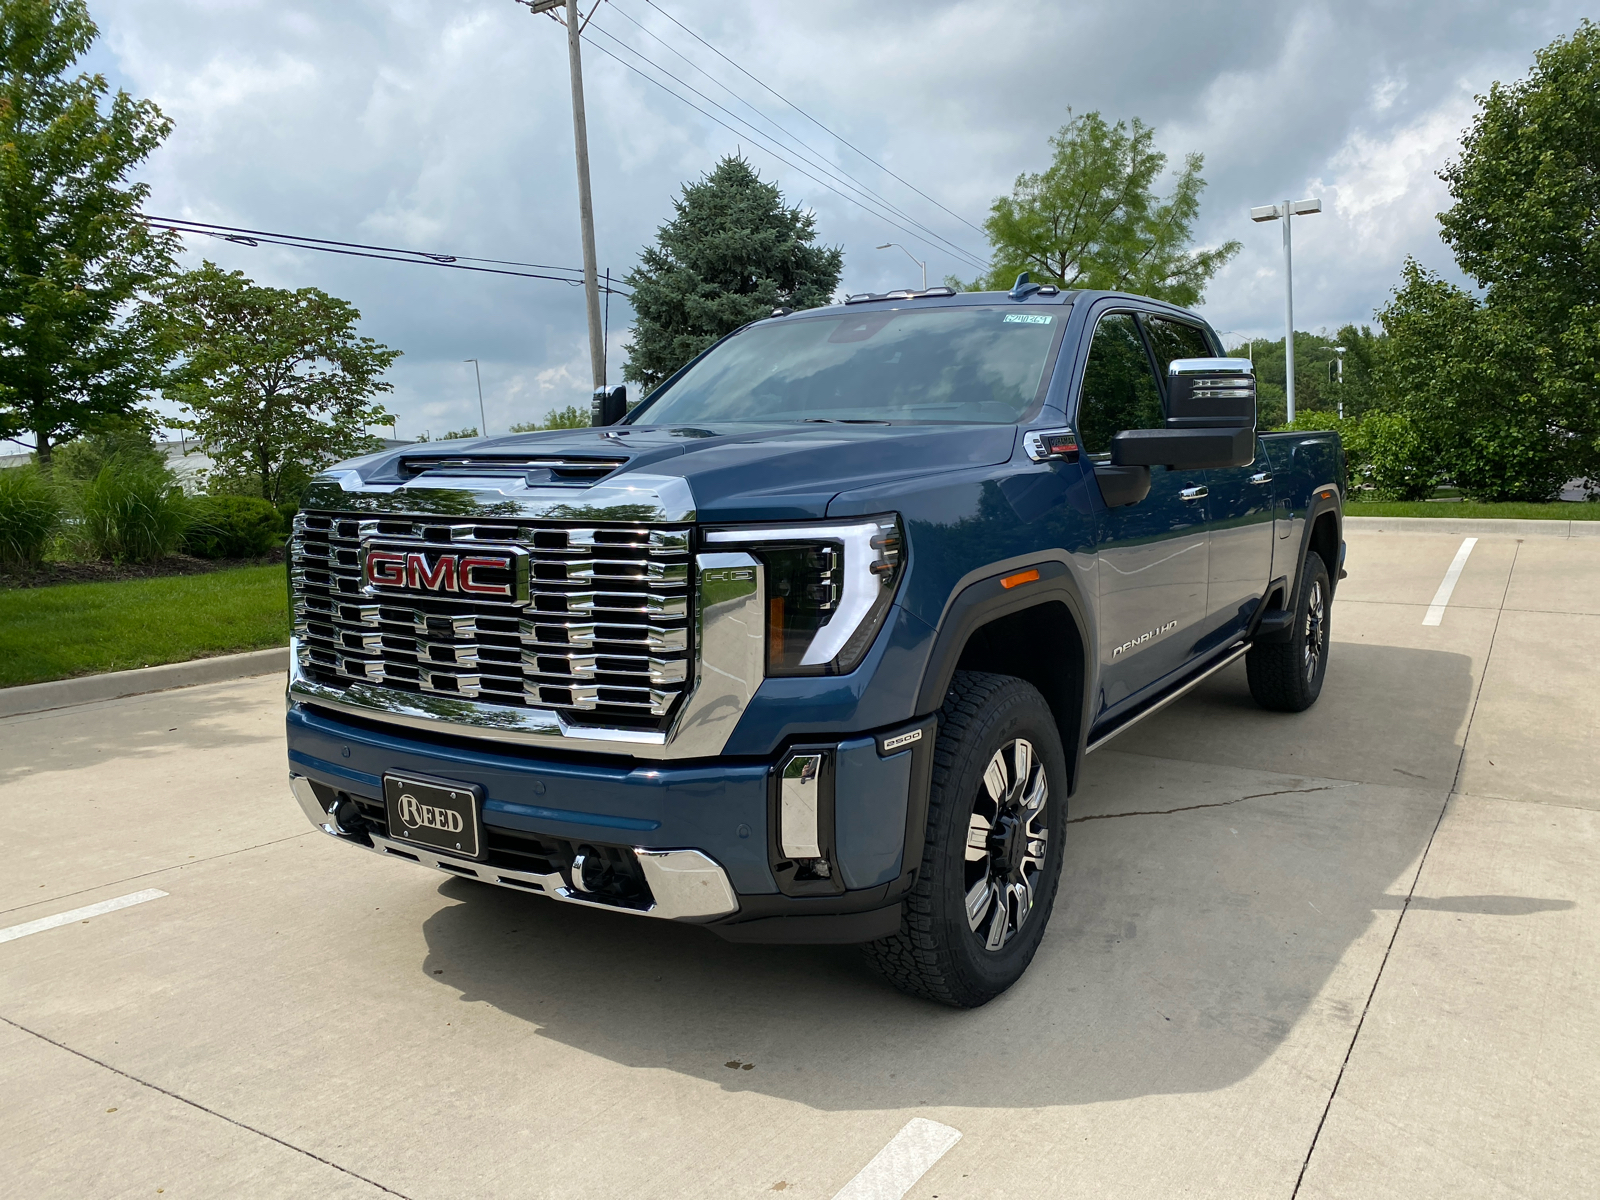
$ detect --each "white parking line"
[1423,537,1478,626]
[832,1118,962,1200]
[0,889,168,944]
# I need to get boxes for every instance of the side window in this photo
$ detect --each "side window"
[1142,317,1215,379]
[1075,313,1163,457]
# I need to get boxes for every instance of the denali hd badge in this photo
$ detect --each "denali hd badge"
[361,545,527,600]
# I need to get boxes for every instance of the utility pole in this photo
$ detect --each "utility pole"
[1250,197,1321,424]
[465,359,487,436]
[520,0,606,390]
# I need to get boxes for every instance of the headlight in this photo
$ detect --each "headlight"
[704,515,903,676]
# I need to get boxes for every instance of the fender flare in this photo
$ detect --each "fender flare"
[1261,486,1343,641]
[913,555,1096,790]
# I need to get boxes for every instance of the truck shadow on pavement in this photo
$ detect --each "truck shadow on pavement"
[417,643,1493,1110]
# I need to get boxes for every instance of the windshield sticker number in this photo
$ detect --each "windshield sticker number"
[1003,314,1054,325]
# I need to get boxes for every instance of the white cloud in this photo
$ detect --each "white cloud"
[88,0,1591,433]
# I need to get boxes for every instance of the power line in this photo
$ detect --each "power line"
[637,0,989,240]
[142,215,633,296]
[579,30,989,272]
[597,1,986,269]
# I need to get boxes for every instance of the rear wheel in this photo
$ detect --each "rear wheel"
[1247,551,1332,712]
[863,671,1067,1008]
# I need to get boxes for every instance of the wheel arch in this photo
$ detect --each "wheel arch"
[915,559,1092,795]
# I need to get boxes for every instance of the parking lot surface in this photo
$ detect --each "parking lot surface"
[3,528,1596,1199]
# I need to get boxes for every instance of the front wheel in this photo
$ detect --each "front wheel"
[1246,551,1332,712]
[863,672,1067,1008]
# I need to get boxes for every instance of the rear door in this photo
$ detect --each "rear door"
[1144,315,1276,649]
[1076,310,1211,718]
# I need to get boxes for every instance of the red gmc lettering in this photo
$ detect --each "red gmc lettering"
[407,553,457,592]
[365,550,407,588]
[458,556,512,597]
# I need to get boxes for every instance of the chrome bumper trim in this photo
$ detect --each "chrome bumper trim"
[286,549,765,761]
[291,776,739,921]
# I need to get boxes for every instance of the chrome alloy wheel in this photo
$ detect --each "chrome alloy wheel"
[964,737,1049,952]
[1304,577,1327,685]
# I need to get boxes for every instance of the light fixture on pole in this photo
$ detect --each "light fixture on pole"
[1218,331,1253,363]
[1334,346,1347,419]
[876,242,926,292]
[1250,197,1321,424]
[465,359,487,437]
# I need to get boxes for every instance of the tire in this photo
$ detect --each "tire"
[863,671,1067,1008]
[1246,550,1332,713]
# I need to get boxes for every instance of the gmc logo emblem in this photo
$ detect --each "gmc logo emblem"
[364,550,513,597]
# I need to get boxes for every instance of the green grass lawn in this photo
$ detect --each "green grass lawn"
[0,565,288,688]
[1345,499,1600,520]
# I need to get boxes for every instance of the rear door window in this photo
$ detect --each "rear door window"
[1141,317,1215,380]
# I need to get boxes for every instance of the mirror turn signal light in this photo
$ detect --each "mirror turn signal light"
[1001,568,1040,589]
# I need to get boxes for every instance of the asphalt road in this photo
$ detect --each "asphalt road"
[3,528,1596,1199]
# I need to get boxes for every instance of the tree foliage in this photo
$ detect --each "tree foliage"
[0,0,178,468]
[1377,21,1600,501]
[624,156,843,393]
[1224,327,1387,428]
[509,404,588,432]
[158,263,397,505]
[975,110,1240,305]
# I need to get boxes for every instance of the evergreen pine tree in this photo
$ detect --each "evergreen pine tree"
[623,157,843,393]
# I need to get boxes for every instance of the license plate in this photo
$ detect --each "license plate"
[383,774,483,859]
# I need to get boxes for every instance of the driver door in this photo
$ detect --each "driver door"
[1076,311,1211,718]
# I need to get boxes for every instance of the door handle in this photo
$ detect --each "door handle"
[1250,472,1274,485]
[1180,486,1208,501]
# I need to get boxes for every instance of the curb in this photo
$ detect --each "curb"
[0,647,288,720]
[1344,516,1600,538]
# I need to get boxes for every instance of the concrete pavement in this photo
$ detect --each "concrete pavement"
[1,527,1594,1198]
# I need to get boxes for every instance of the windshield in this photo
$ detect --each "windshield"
[630,305,1064,425]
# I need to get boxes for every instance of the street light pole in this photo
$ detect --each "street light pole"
[1250,197,1321,424]
[520,0,606,391]
[465,359,487,436]
[876,242,927,291]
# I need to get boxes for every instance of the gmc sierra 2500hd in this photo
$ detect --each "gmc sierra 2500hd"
[285,277,1346,1007]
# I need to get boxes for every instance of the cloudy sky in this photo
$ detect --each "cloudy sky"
[85,0,1590,439]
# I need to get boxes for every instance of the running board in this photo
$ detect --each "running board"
[1085,642,1249,755]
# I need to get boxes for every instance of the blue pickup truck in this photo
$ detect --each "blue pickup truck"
[285,279,1345,1007]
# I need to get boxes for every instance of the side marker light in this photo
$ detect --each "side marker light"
[1001,568,1040,589]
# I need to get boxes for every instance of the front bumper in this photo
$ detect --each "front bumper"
[290,775,739,921]
[287,700,933,942]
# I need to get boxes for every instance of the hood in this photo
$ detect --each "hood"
[340,422,1019,522]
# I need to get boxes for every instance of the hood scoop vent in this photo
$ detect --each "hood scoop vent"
[397,454,628,488]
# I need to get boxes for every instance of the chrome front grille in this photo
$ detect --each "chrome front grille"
[290,512,693,726]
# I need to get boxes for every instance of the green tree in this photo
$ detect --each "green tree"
[509,404,588,432]
[0,0,178,470]
[975,110,1240,305]
[438,427,478,440]
[1378,21,1600,500]
[1378,259,1568,501]
[624,156,843,393]
[1225,328,1387,428]
[158,263,398,505]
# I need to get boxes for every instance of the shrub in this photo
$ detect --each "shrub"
[76,463,193,564]
[1354,412,1441,500]
[184,495,283,559]
[0,466,65,567]
[53,419,167,483]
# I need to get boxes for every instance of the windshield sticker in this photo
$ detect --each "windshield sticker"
[1003,313,1054,324]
